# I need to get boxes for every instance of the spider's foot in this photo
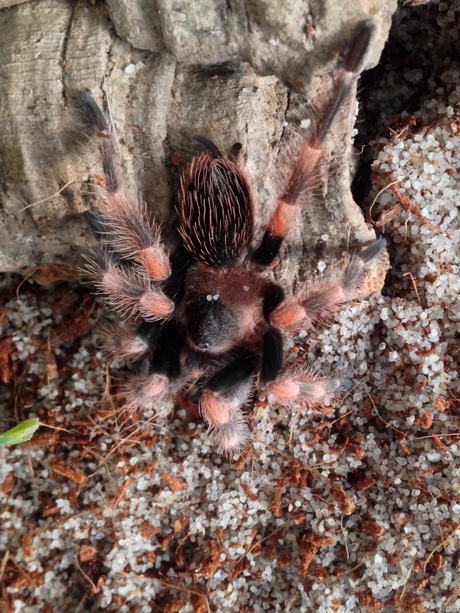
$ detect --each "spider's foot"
[267,362,340,411]
[124,373,170,410]
[199,389,250,456]
[101,320,160,361]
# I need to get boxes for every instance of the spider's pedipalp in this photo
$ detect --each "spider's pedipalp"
[253,20,375,268]
[178,154,254,267]
[268,362,340,412]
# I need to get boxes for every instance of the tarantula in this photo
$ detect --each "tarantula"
[82,20,385,455]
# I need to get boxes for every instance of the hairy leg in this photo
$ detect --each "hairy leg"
[270,239,386,330]
[252,21,375,267]
[199,352,260,455]
[267,362,340,413]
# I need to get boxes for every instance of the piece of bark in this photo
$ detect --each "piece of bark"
[0,0,395,287]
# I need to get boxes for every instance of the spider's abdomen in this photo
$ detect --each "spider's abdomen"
[178,154,254,267]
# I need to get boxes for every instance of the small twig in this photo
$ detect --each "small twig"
[368,171,413,224]
[0,550,9,582]
[443,583,460,608]
[19,176,81,212]
[389,182,441,232]
[340,515,349,560]
[118,572,211,612]
[423,523,460,573]
[75,555,97,593]
[403,272,421,305]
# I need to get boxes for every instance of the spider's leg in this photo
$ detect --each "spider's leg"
[191,134,223,159]
[80,92,171,284]
[80,91,118,192]
[270,239,386,330]
[199,352,260,455]
[260,282,339,409]
[85,244,174,321]
[252,21,375,267]
[101,320,161,361]
[80,93,176,319]
[267,362,340,413]
[261,327,284,382]
[259,281,286,382]
[124,321,186,409]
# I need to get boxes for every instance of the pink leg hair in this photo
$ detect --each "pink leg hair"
[80,92,170,283]
[270,240,386,331]
[98,190,171,282]
[123,373,170,410]
[84,245,174,321]
[267,362,340,412]
[210,410,249,457]
[100,322,150,361]
[199,380,253,456]
[265,22,375,241]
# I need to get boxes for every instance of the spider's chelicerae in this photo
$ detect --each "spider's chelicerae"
[82,20,385,456]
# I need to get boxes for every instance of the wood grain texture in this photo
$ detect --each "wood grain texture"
[0,0,395,287]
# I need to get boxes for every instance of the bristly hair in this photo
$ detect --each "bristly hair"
[267,361,340,411]
[97,189,171,282]
[178,154,254,267]
[83,244,174,321]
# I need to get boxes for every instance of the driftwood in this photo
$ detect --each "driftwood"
[0,0,395,287]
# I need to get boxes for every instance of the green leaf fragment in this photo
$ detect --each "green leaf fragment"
[0,418,40,447]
